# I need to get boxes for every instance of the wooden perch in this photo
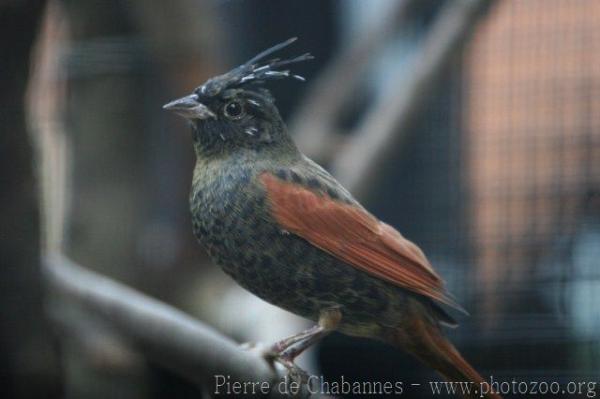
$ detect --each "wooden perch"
[43,253,280,392]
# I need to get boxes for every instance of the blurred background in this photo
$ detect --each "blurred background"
[3,0,600,397]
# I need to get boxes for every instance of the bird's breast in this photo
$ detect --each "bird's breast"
[190,163,259,250]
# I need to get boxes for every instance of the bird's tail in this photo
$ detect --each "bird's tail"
[384,317,502,399]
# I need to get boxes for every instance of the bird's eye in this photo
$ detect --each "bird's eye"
[223,101,245,120]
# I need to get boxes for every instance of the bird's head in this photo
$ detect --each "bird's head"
[163,38,312,158]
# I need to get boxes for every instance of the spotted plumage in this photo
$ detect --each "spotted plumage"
[189,152,420,336]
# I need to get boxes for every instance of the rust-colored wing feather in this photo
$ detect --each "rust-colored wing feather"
[260,172,461,310]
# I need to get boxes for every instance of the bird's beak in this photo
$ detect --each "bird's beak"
[163,94,216,120]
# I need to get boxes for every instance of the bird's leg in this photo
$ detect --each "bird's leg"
[268,308,342,384]
[269,325,323,354]
[270,307,341,358]
[278,326,328,361]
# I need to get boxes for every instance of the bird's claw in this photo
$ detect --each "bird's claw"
[240,342,311,388]
[284,363,310,386]
[274,356,312,397]
[271,353,310,387]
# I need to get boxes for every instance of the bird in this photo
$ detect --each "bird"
[164,38,500,399]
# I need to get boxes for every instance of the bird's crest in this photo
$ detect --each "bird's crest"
[195,37,313,98]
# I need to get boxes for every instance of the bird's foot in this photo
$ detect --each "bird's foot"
[240,342,310,387]
[273,353,310,386]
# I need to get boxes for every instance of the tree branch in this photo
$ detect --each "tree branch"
[331,0,494,200]
[43,253,279,392]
